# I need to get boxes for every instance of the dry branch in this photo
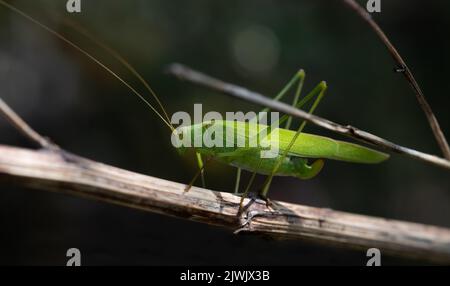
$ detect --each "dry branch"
[0,98,57,150]
[341,0,450,160]
[1,144,450,264]
[166,64,450,171]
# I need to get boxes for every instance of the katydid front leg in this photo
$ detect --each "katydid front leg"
[196,152,206,188]
[185,156,211,192]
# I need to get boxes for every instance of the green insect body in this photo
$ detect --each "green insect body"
[177,120,389,180]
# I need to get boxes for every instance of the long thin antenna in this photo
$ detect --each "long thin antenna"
[62,18,172,125]
[0,0,174,131]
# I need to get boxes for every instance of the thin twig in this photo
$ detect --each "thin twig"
[166,63,450,170]
[1,144,450,263]
[0,98,58,150]
[341,0,450,159]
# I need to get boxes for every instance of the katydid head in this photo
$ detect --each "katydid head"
[171,122,210,147]
[171,121,222,156]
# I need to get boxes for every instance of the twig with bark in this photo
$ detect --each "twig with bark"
[166,63,450,171]
[2,144,450,263]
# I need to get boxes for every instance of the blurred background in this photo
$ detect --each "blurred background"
[0,0,449,265]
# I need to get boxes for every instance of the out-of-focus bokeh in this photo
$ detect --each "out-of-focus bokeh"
[0,0,449,265]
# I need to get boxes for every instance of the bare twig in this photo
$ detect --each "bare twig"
[1,144,450,263]
[0,98,58,150]
[341,0,450,159]
[166,63,450,171]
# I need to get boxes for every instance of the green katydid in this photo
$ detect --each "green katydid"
[175,70,388,200]
[0,1,389,203]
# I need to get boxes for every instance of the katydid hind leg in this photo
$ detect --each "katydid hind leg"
[285,70,305,129]
[250,69,307,146]
[247,70,305,198]
[237,158,263,212]
[260,81,328,198]
[260,69,305,115]
[255,69,307,198]
[238,170,258,212]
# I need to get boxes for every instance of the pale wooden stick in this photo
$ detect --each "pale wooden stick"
[0,98,57,149]
[1,144,450,264]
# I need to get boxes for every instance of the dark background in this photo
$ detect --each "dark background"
[0,0,449,265]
